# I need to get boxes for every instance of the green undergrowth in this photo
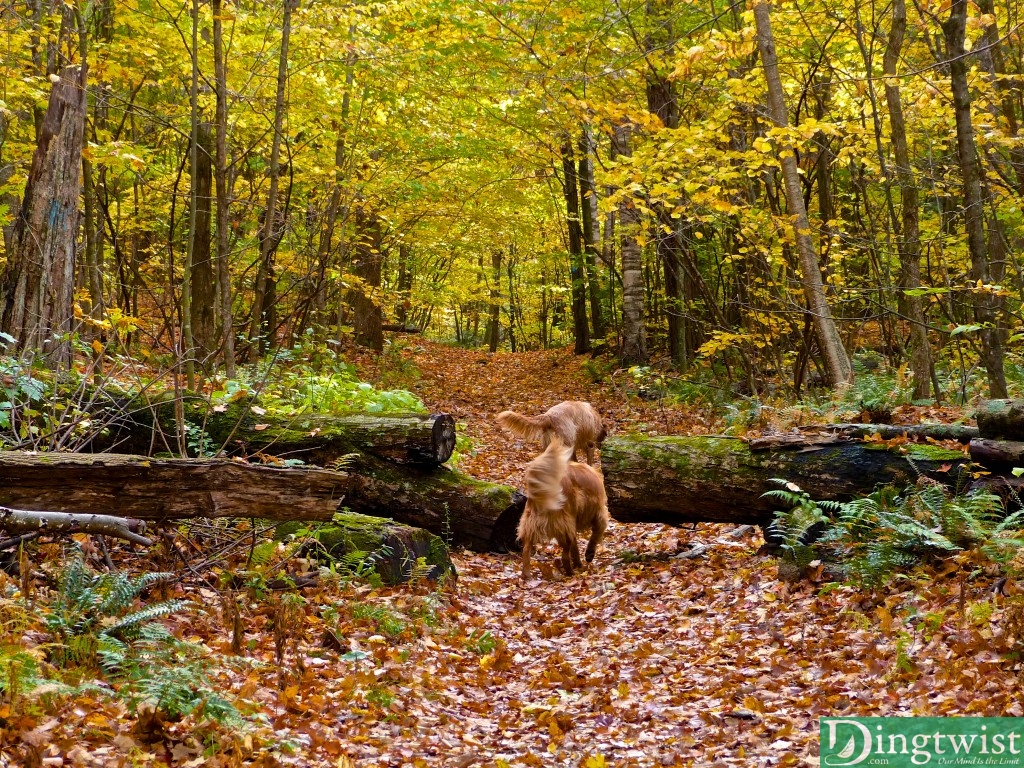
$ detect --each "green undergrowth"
[765,475,1024,588]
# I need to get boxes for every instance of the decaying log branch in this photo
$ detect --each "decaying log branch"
[0,507,152,545]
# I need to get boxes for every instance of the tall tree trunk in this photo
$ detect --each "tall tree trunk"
[191,120,216,367]
[212,0,235,376]
[181,0,201,388]
[396,242,412,326]
[350,206,383,351]
[943,0,1007,398]
[486,249,502,353]
[753,0,853,388]
[613,122,647,366]
[248,0,296,358]
[0,64,87,365]
[578,127,605,341]
[561,139,590,354]
[883,0,934,400]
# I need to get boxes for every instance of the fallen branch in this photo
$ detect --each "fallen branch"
[0,507,152,546]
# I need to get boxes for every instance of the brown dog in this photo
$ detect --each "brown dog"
[517,437,610,580]
[495,401,607,465]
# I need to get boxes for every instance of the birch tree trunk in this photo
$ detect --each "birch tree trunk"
[943,0,1007,399]
[613,122,648,367]
[0,64,87,366]
[753,0,853,388]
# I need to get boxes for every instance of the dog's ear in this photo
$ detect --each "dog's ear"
[598,423,608,443]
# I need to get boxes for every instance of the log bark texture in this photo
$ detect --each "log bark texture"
[0,452,521,552]
[975,399,1024,440]
[601,435,968,526]
[968,438,1024,469]
[96,398,456,466]
[0,65,87,364]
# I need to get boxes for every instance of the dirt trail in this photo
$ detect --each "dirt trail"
[339,342,1020,767]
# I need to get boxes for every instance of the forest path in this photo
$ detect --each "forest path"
[338,342,1019,767]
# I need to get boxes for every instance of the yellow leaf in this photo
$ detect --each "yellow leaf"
[91,339,104,355]
[585,755,607,768]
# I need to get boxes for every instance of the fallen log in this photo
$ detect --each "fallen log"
[0,507,152,546]
[94,397,456,466]
[800,423,979,443]
[969,438,1024,469]
[601,435,970,527]
[0,452,521,551]
[976,400,1024,440]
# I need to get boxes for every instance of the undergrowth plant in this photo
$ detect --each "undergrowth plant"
[44,555,190,669]
[765,478,1024,588]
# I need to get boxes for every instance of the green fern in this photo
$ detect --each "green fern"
[45,554,191,667]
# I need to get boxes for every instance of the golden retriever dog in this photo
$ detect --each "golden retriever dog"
[517,437,610,580]
[495,401,607,465]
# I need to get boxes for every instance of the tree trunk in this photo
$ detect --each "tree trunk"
[753,1,853,388]
[191,120,216,366]
[0,64,87,365]
[613,122,648,366]
[486,249,501,352]
[213,0,235,376]
[562,139,590,354]
[601,434,968,526]
[943,0,1008,398]
[0,452,524,552]
[248,0,296,358]
[350,205,384,351]
[883,0,934,401]
[578,127,604,340]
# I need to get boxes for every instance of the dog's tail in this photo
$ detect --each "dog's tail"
[495,410,549,443]
[524,436,573,513]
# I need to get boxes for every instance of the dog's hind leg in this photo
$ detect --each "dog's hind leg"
[585,517,607,564]
[569,538,583,571]
[520,535,534,580]
[556,532,578,575]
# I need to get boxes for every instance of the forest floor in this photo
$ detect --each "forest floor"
[6,342,1023,768]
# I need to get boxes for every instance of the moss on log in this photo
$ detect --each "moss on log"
[976,400,1024,440]
[97,396,456,466]
[280,512,456,585]
[601,435,969,527]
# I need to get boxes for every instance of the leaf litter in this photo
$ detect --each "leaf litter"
[2,342,1022,767]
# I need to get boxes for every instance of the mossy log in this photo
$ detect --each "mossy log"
[976,400,1024,440]
[95,396,456,466]
[601,435,970,527]
[0,451,521,551]
[279,512,456,585]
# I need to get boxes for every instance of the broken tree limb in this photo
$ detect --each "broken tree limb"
[600,434,970,527]
[0,507,152,546]
[0,452,522,552]
[94,396,456,466]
